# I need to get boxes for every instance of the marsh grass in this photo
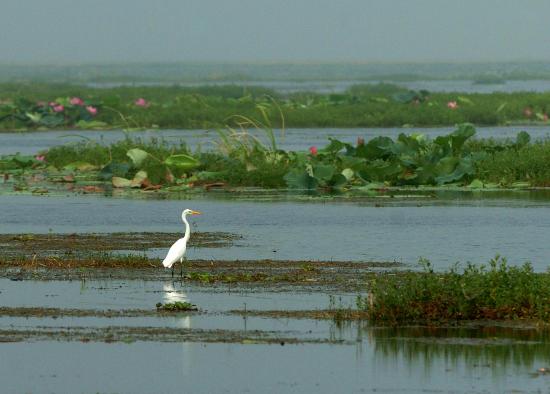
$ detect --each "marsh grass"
[3,82,550,129]
[45,136,189,168]
[362,256,550,325]
[18,124,550,189]
[474,140,550,186]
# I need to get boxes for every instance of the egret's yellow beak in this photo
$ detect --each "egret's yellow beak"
[191,210,202,215]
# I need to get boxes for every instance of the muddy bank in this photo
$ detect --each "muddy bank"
[0,326,348,344]
[0,232,242,258]
[0,257,403,291]
[0,306,200,318]
[3,307,547,330]
[230,309,368,321]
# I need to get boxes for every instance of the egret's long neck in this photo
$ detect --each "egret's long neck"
[182,214,191,242]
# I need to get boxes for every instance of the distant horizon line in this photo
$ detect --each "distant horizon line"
[2,59,550,67]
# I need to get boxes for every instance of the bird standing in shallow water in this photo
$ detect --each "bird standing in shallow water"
[162,209,201,277]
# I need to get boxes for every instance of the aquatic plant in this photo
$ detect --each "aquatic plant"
[284,123,481,190]
[361,256,550,324]
[473,138,550,186]
[5,124,549,192]
[155,301,197,312]
[0,95,102,129]
[2,82,550,130]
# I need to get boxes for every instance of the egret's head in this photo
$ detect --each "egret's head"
[182,208,202,216]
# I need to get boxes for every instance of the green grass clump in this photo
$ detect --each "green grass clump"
[474,141,550,186]
[45,137,189,168]
[155,301,197,312]
[361,257,550,325]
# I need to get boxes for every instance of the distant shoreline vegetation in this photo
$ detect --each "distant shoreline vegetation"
[3,61,550,83]
[1,82,550,130]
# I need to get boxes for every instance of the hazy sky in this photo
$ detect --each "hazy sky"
[2,0,550,64]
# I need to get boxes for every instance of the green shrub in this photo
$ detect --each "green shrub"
[361,257,550,324]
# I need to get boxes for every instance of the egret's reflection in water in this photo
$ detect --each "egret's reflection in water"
[162,282,194,379]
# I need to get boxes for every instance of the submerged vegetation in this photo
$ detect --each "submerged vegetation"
[362,256,550,325]
[1,83,550,130]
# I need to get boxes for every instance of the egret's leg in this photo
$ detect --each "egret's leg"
[180,257,183,278]
[171,265,174,278]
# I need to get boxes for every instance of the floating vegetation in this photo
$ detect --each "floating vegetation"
[155,302,198,312]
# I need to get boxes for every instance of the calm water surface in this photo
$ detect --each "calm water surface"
[2,332,550,393]
[1,194,550,269]
[88,79,550,94]
[2,126,550,155]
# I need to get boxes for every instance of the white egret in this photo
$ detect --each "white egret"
[162,209,202,277]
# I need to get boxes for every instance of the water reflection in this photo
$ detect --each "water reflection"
[162,282,195,380]
[333,322,550,374]
[163,282,191,329]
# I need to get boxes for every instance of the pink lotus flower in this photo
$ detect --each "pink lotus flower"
[49,101,57,107]
[70,97,84,106]
[52,105,64,113]
[544,114,549,122]
[309,146,318,156]
[524,108,533,118]
[35,155,46,162]
[86,106,98,116]
[357,137,365,146]
[134,98,149,108]
[447,101,458,110]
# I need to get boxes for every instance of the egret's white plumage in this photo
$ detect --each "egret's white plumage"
[162,209,201,274]
[162,238,189,268]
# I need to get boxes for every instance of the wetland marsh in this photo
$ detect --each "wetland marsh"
[2,125,550,393]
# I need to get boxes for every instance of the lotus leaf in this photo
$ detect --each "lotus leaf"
[312,164,335,181]
[468,179,484,189]
[284,169,318,190]
[39,115,64,127]
[164,154,200,171]
[359,160,402,182]
[25,112,42,124]
[99,162,131,180]
[327,173,348,189]
[341,168,354,181]
[63,162,96,172]
[358,136,394,160]
[126,148,149,168]
[112,177,133,188]
[131,170,148,188]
